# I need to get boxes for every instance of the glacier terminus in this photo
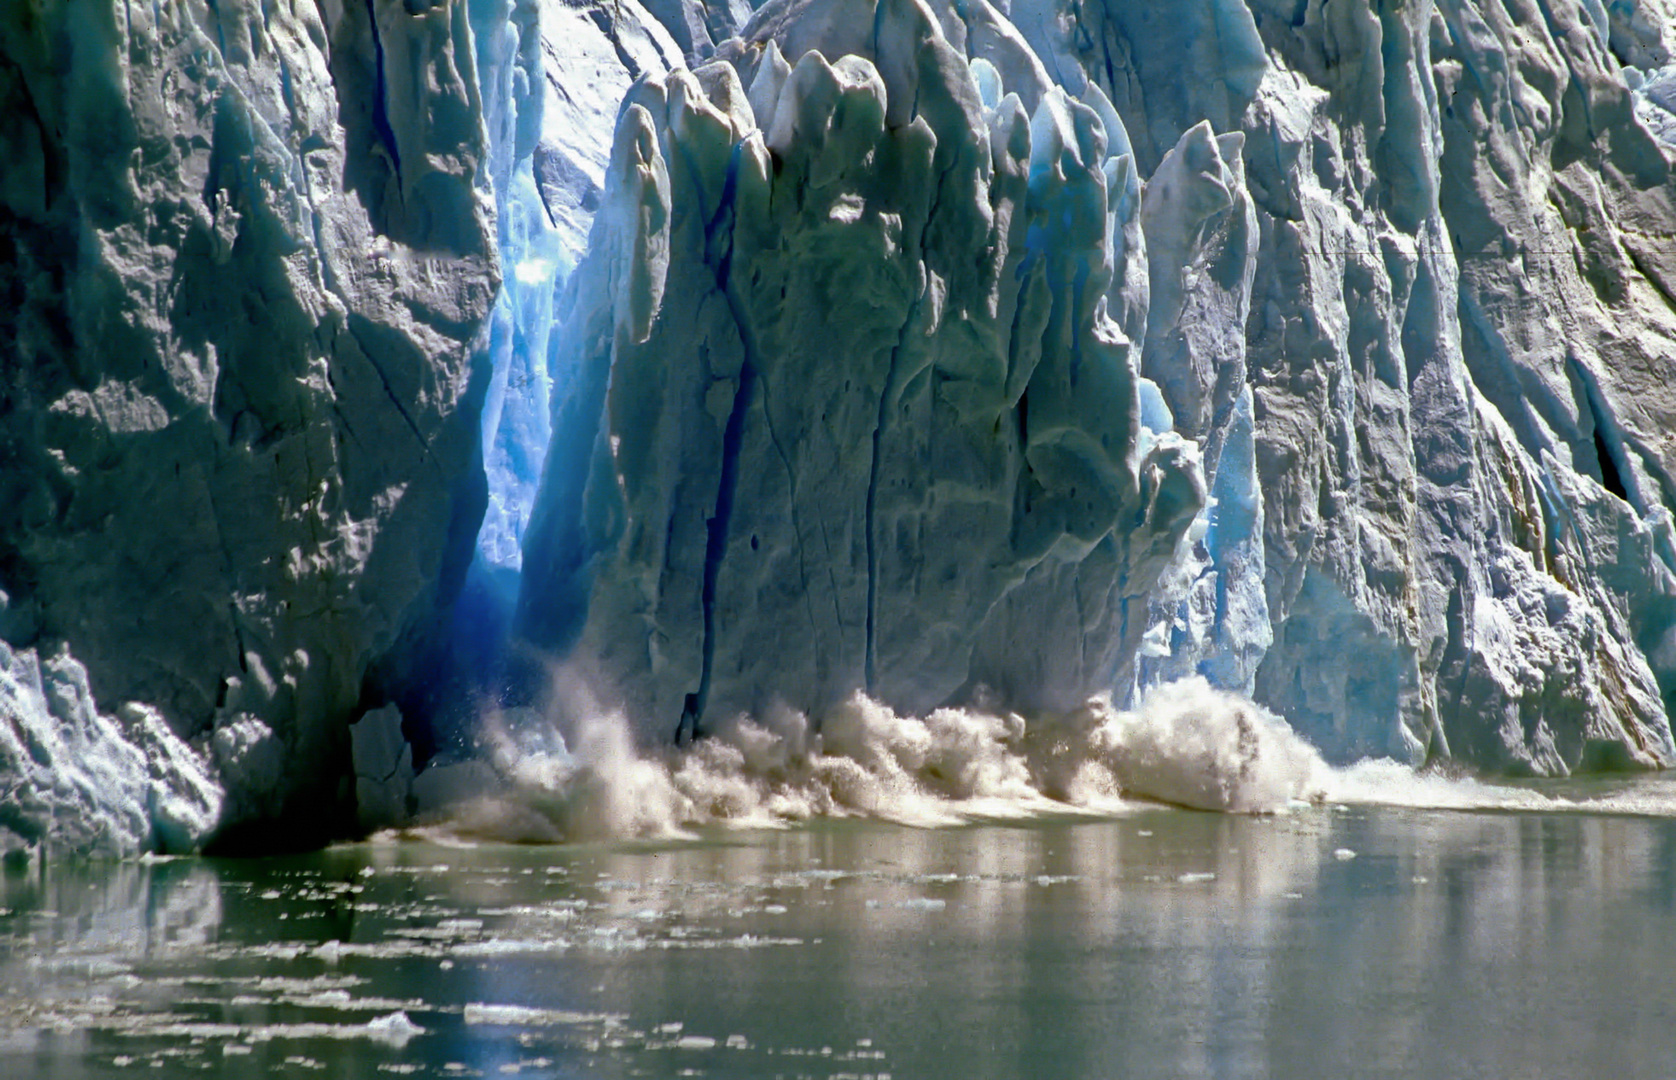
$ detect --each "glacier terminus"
[3,0,1676,853]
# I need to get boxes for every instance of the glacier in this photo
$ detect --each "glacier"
[515,13,1209,739]
[0,0,498,852]
[512,0,1676,775]
[4,0,1676,854]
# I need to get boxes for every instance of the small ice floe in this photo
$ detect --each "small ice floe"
[463,1004,618,1028]
[899,898,946,911]
[365,1012,424,1047]
[436,919,484,933]
[865,898,946,911]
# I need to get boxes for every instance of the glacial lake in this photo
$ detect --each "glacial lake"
[6,784,1676,1079]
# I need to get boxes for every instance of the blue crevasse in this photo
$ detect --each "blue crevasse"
[454,0,686,697]
[472,0,565,577]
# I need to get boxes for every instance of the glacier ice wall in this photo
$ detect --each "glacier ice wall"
[8,0,1676,855]
[0,0,497,852]
[512,0,1262,742]
[1009,0,1676,770]
[514,0,1676,776]
[431,0,682,747]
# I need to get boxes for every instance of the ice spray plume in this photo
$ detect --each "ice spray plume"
[415,664,1331,844]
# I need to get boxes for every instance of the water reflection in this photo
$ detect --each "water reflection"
[1,806,1675,1078]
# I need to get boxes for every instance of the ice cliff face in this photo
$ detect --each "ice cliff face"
[1026,0,1676,771]
[514,1,1208,739]
[516,0,1676,775]
[1063,0,1674,773]
[7,0,1676,855]
[0,0,496,852]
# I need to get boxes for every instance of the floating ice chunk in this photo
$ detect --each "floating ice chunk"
[463,1004,619,1027]
[896,898,947,911]
[365,1012,425,1048]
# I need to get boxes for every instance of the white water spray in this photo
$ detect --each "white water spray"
[416,673,1333,843]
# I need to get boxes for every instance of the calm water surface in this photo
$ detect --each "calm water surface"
[5,798,1676,1079]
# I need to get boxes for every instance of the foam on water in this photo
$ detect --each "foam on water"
[1321,758,1676,817]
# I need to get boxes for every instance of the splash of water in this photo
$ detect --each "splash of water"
[416,675,1333,843]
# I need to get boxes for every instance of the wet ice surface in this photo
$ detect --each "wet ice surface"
[8,791,1676,1078]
